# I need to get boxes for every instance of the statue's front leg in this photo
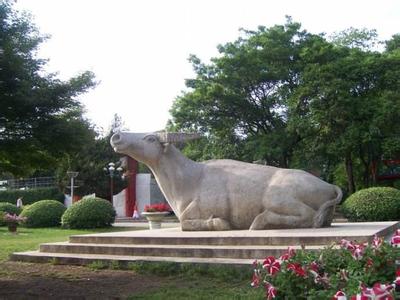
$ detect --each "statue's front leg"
[179,200,231,231]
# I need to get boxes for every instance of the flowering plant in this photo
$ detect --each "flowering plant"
[251,232,400,299]
[3,213,27,225]
[143,203,171,213]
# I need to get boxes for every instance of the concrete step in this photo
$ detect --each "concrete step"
[39,242,323,259]
[10,222,399,266]
[11,251,256,266]
[69,222,397,246]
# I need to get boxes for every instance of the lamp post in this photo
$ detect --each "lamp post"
[104,162,123,203]
[66,171,79,202]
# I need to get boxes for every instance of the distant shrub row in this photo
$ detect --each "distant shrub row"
[0,197,116,229]
[0,187,64,205]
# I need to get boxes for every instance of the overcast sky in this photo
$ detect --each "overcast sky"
[15,0,400,133]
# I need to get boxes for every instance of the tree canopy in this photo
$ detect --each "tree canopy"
[0,1,96,177]
[170,18,400,194]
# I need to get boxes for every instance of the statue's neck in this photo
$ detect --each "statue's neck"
[149,145,202,213]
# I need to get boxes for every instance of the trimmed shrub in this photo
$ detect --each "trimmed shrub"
[342,187,400,221]
[0,202,21,215]
[61,197,116,229]
[0,187,64,205]
[20,200,66,227]
[0,202,22,226]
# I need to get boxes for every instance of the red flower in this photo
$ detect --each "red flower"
[264,282,277,299]
[340,239,365,260]
[365,258,374,271]
[391,229,400,247]
[357,282,394,299]
[394,269,400,286]
[309,261,319,273]
[279,247,296,261]
[262,256,281,276]
[144,202,171,212]
[287,262,306,277]
[333,290,347,300]
[251,269,261,287]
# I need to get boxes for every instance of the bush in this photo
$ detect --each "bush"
[20,200,66,227]
[0,187,64,205]
[61,197,116,229]
[0,202,22,226]
[342,187,400,221]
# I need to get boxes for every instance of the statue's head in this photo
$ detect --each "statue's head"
[110,131,200,166]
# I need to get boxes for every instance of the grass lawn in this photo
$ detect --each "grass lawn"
[0,226,262,298]
[0,226,136,262]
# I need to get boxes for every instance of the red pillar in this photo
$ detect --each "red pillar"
[125,157,138,217]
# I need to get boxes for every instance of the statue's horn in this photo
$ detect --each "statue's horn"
[156,131,200,144]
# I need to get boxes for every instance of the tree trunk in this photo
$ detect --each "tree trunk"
[345,154,356,194]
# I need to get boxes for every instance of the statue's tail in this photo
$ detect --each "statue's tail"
[313,185,343,228]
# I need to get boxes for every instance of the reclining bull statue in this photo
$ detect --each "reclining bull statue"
[111,131,342,231]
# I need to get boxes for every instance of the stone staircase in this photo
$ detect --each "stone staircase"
[11,222,398,266]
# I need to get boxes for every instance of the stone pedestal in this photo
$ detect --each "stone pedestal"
[141,212,169,229]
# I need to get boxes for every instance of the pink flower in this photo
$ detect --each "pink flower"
[357,282,394,299]
[340,239,355,251]
[251,269,261,287]
[279,247,296,261]
[262,256,281,276]
[394,269,400,286]
[309,261,319,272]
[264,281,277,299]
[372,235,383,249]
[333,290,347,300]
[391,229,400,247]
[287,262,306,277]
[350,295,368,300]
[365,257,374,272]
[340,239,365,260]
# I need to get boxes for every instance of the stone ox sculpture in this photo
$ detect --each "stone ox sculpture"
[111,131,342,231]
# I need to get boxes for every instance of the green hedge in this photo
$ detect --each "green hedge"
[61,197,116,229]
[0,187,64,205]
[20,200,66,227]
[342,187,400,221]
[0,202,22,226]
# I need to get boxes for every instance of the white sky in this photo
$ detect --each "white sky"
[15,0,400,134]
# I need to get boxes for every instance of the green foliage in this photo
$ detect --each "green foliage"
[252,239,399,298]
[20,200,66,227]
[127,261,252,281]
[169,18,400,195]
[56,114,127,199]
[0,202,21,225]
[0,1,96,176]
[342,187,400,221]
[0,202,21,215]
[61,197,116,229]
[0,187,64,205]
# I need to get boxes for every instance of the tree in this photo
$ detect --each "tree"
[170,19,400,195]
[60,114,127,199]
[0,1,96,176]
[171,18,317,167]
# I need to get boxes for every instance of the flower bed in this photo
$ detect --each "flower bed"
[251,230,400,299]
